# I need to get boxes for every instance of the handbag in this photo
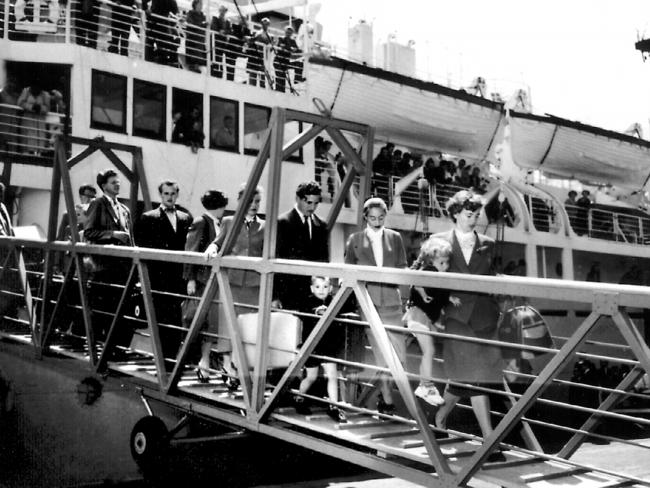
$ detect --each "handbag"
[498,305,553,359]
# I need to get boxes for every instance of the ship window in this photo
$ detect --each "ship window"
[244,103,270,155]
[133,79,166,140]
[171,88,204,148]
[90,70,126,133]
[209,97,238,152]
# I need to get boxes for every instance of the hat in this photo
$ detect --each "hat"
[218,5,227,11]
[201,190,228,210]
[261,17,270,24]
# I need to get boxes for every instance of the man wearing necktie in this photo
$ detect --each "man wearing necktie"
[275,181,329,311]
[136,180,192,369]
[84,169,135,356]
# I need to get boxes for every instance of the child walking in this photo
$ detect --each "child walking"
[294,276,347,423]
[404,236,459,406]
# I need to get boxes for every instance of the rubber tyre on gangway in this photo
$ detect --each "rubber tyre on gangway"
[130,415,169,471]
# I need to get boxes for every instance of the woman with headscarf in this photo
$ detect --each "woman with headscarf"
[432,189,506,462]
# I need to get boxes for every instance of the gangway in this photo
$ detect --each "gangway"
[1,110,650,487]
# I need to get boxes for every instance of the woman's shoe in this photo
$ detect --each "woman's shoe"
[225,376,240,392]
[327,405,347,423]
[195,368,209,384]
[220,366,240,391]
[377,398,396,416]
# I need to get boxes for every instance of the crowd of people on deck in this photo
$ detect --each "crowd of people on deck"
[5,0,306,91]
[563,189,647,243]
[0,77,66,157]
[372,142,489,193]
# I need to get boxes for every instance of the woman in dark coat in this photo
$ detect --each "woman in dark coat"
[432,189,505,461]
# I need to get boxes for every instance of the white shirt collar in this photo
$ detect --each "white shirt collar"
[105,194,119,206]
[294,205,310,223]
[205,212,221,227]
[454,228,475,242]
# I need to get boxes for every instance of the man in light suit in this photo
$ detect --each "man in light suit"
[136,180,192,369]
[275,181,329,311]
[84,169,134,355]
[344,197,408,415]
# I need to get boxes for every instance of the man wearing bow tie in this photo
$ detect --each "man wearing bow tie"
[84,169,134,355]
[136,180,192,368]
[275,181,329,311]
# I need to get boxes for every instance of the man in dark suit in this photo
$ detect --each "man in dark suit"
[275,181,329,311]
[84,169,134,356]
[135,180,192,369]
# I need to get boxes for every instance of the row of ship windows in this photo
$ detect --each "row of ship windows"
[89,69,303,160]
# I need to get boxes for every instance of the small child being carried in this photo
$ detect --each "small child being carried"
[294,276,348,423]
[404,236,460,407]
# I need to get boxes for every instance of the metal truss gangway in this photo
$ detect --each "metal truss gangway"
[1,110,650,487]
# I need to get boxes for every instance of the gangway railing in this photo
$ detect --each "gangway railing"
[2,111,650,486]
[1,235,650,487]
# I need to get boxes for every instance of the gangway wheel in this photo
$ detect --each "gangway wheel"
[130,415,169,471]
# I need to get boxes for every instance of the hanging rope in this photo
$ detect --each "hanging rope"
[329,63,347,114]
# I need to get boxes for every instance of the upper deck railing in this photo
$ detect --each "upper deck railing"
[0,103,65,165]
[314,156,650,245]
[1,0,307,95]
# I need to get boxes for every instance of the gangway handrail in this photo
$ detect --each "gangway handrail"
[3,236,650,308]
[3,118,650,486]
[2,234,650,486]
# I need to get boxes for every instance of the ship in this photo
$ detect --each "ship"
[1,1,650,487]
